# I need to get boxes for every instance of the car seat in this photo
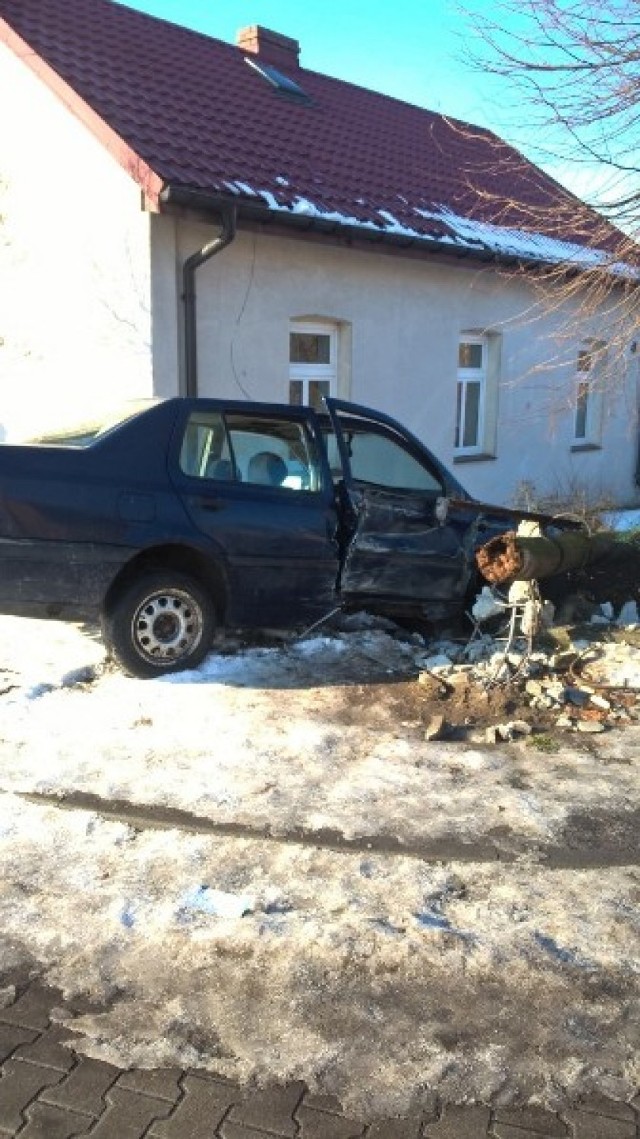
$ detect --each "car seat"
[247,451,288,486]
[205,458,237,481]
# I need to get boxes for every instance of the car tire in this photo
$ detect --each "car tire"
[103,570,216,678]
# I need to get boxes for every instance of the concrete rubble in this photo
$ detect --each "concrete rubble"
[415,587,640,741]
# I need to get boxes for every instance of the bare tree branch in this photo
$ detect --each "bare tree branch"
[449,0,640,400]
[462,0,640,223]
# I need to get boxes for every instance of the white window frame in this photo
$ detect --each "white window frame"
[289,321,337,409]
[572,343,603,446]
[455,334,487,456]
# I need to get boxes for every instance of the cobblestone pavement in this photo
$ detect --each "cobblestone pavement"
[0,980,637,1139]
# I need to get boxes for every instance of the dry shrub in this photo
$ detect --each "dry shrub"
[512,478,617,532]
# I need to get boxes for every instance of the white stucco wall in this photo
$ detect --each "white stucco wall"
[161,219,640,508]
[0,42,154,440]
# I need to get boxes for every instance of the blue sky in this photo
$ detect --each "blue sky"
[123,0,504,129]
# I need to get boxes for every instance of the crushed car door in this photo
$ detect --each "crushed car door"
[325,399,478,610]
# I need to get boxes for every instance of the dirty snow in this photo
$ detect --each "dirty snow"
[0,616,638,1117]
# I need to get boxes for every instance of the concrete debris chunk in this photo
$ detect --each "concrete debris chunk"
[589,694,611,710]
[529,694,552,709]
[417,671,447,696]
[495,720,533,740]
[576,720,606,733]
[508,579,532,604]
[424,714,447,741]
[545,682,564,701]
[549,649,579,671]
[471,586,504,623]
[509,720,533,736]
[448,671,471,691]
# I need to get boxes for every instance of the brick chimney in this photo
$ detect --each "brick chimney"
[236,26,300,70]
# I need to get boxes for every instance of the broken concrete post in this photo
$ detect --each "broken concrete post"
[476,530,616,585]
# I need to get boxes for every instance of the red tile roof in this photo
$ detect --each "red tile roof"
[0,0,626,263]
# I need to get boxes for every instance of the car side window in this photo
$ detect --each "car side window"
[225,415,321,491]
[179,411,322,490]
[179,412,236,479]
[334,428,443,493]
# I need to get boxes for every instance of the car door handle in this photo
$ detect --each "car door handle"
[192,496,225,512]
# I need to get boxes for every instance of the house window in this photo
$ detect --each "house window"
[289,322,337,411]
[573,345,603,445]
[455,336,486,454]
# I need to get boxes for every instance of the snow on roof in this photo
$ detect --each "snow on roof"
[0,0,631,268]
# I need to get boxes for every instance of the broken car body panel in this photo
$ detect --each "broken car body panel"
[324,399,476,615]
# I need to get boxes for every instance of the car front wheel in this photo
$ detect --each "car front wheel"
[103,571,216,678]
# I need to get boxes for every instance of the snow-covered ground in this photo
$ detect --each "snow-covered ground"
[0,616,638,1117]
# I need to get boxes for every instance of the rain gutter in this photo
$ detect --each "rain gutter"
[179,203,237,398]
[159,185,508,269]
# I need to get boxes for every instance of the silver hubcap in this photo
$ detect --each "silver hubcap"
[132,588,203,665]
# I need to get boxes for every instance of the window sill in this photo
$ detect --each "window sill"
[570,442,601,453]
[453,452,496,464]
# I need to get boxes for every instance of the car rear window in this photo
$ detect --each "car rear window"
[16,400,161,447]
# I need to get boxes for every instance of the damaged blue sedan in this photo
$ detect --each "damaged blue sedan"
[0,397,517,677]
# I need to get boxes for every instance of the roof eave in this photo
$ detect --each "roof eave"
[158,184,524,268]
[158,186,633,277]
[160,186,640,281]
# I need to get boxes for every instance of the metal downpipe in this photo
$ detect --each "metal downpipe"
[182,206,237,397]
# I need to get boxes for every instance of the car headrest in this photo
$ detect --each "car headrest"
[247,451,288,486]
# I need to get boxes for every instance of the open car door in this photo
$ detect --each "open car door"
[325,399,478,617]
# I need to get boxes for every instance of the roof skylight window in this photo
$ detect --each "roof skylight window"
[244,57,310,103]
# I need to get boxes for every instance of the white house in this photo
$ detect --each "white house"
[1,0,639,506]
